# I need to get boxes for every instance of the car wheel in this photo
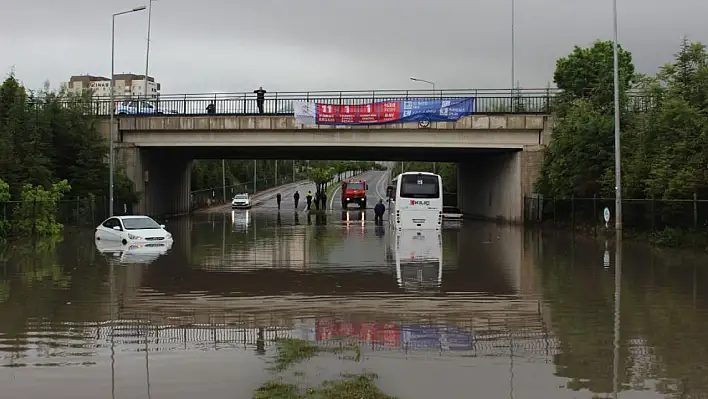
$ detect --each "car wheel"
[341,201,347,209]
[360,201,366,209]
[118,112,127,115]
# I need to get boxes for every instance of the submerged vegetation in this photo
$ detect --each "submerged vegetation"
[255,338,394,399]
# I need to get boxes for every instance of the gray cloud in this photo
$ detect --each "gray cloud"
[1,0,707,94]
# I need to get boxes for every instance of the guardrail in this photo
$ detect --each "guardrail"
[32,88,656,116]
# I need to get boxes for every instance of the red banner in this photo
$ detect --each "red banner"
[316,101,401,124]
[316,320,400,347]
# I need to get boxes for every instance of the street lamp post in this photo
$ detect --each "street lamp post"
[511,0,515,91]
[143,0,155,98]
[612,0,622,231]
[410,77,437,174]
[110,5,146,217]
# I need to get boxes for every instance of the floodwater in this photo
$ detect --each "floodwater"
[1,197,708,398]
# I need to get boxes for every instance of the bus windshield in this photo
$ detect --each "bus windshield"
[400,174,440,198]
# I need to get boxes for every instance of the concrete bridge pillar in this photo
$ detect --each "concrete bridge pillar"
[115,144,192,217]
[456,146,544,223]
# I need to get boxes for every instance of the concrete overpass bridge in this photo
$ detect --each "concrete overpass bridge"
[98,88,556,222]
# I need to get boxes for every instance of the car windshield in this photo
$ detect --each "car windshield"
[346,182,364,190]
[122,217,161,230]
[234,194,248,199]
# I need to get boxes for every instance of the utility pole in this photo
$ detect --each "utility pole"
[275,160,278,185]
[143,0,155,98]
[221,159,226,202]
[612,0,623,231]
[253,159,257,193]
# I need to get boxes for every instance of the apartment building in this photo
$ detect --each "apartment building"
[64,74,161,98]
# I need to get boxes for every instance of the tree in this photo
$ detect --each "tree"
[13,180,71,236]
[553,40,635,113]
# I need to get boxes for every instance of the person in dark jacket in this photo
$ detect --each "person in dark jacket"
[254,86,266,114]
[206,101,216,114]
[293,191,300,208]
[305,191,313,210]
[313,191,320,210]
[276,193,281,209]
[321,191,327,210]
[374,199,385,225]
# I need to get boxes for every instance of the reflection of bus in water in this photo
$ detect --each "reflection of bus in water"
[392,229,443,292]
[389,172,443,231]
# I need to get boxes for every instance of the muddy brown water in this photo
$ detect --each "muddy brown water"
[1,208,707,398]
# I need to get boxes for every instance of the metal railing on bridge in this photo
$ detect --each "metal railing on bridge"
[37,87,656,117]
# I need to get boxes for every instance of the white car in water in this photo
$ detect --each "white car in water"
[94,215,173,246]
[231,193,251,208]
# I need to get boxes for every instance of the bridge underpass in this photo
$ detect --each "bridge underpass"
[110,113,552,222]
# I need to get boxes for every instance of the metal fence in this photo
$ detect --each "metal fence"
[189,177,298,210]
[525,195,708,231]
[33,88,655,116]
[0,197,132,235]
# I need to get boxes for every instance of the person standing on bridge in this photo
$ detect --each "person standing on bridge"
[276,192,281,209]
[374,199,385,225]
[254,86,266,114]
[293,191,300,209]
[306,191,313,210]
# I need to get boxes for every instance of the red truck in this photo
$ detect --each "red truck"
[341,179,369,209]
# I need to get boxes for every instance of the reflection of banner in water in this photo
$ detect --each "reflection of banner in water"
[316,320,400,347]
[293,98,475,125]
[401,324,473,351]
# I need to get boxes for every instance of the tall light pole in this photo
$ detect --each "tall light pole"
[410,77,437,173]
[410,77,435,95]
[612,0,622,231]
[511,0,515,92]
[143,0,156,98]
[110,5,146,217]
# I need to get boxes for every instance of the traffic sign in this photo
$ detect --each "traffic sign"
[603,207,611,228]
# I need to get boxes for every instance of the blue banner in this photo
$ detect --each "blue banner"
[398,98,476,123]
[296,97,475,125]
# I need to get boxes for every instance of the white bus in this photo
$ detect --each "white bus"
[392,229,443,292]
[388,171,443,231]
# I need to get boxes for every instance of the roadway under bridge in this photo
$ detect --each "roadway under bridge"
[103,113,553,222]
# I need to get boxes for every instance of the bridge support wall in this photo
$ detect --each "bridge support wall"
[115,144,192,217]
[457,146,544,222]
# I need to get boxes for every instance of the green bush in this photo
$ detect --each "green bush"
[12,180,71,237]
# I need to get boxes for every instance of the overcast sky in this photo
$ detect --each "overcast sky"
[1,0,706,94]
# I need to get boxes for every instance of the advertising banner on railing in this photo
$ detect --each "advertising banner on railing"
[293,98,475,125]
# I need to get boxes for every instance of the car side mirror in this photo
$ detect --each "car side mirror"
[160,224,166,228]
[112,226,121,231]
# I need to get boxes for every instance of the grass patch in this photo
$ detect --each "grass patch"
[271,338,322,372]
[254,380,301,399]
[254,373,396,399]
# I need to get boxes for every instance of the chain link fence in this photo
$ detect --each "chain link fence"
[525,195,708,231]
[0,197,134,237]
[189,176,302,211]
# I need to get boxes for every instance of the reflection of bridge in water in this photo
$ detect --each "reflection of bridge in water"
[87,316,561,358]
[113,214,553,336]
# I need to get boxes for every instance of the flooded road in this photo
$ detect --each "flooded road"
[1,204,708,398]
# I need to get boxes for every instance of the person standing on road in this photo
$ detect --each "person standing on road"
[313,191,320,210]
[374,199,385,225]
[254,86,266,114]
[276,193,282,209]
[306,191,313,210]
[293,191,300,209]
[321,191,327,210]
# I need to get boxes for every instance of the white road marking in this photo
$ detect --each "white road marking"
[375,171,388,200]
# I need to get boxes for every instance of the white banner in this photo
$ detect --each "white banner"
[293,100,316,125]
